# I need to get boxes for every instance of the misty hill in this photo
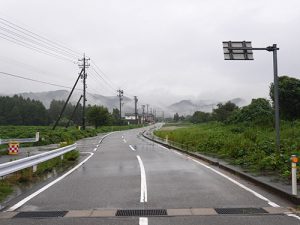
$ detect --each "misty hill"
[12,90,134,113]
[168,98,246,116]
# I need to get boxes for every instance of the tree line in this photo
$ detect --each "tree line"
[0,95,122,127]
[175,76,300,126]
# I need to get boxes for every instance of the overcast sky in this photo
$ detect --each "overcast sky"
[1,0,300,108]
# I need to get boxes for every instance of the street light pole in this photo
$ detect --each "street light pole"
[223,41,280,151]
[271,44,280,151]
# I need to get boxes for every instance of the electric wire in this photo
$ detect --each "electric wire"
[90,60,117,88]
[0,25,79,60]
[88,70,116,95]
[0,17,81,57]
[0,33,78,64]
[90,66,116,91]
[0,71,82,90]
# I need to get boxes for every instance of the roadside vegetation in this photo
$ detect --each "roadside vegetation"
[156,76,300,180]
[0,124,142,151]
[0,149,80,202]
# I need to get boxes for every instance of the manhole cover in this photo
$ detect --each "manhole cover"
[215,208,267,215]
[14,211,68,218]
[116,209,167,217]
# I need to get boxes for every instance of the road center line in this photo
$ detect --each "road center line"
[139,217,148,225]
[187,156,280,208]
[6,152,94,212]
[136,155,147,202]
[129,145,136,151]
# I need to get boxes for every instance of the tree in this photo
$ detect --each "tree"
[229,98,273,126]
[0,95,48,125]
[270,76,300,120]
[173,113,179,122]
[212,101,238,122]
[111,108,120,125]
[87,105,110,128]
[190,111,211,124]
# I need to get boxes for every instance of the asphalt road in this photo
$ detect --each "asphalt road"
[1,125,300,225]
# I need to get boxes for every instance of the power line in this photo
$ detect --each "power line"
[0,33,77,64]
[0,17,81,57]
[88,71,116,95]
[0,71,80,90]
[0,25,79,60]
[90,66,116,91]
[91,60,117,88]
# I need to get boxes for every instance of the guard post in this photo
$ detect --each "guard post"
[291,154,298,196]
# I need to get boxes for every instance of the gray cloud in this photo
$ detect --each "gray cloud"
[0,0,300,108]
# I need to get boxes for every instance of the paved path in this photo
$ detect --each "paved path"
[0,125,299,225]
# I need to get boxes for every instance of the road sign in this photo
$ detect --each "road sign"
[223,41,254,60]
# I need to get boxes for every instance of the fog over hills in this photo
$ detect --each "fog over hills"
[2,90,246,117]
[167,98,246,116]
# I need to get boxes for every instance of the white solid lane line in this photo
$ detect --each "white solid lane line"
[187,156,280,208]
[139,217,148,225]
[174,151,183,156]
[7,152,94,211]
[129,145,136,151]
[136,155,147,202]
[285,212,300,221]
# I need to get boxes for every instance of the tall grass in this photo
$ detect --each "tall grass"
[155,121,300,179]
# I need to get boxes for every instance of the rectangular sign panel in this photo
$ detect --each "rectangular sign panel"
[223,41,253,60]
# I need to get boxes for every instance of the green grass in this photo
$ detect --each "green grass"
[155,121,300,179]
[0,181,13,202]
[0,149,80,202]
[0,124,142,152]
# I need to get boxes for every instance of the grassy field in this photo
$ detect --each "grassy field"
[0,124,142,151]
[155,121,300,179]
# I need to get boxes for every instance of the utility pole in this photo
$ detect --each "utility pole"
[134,96,138,124]
[141,105,145,125]
[146,104,149,123]
[117,89,124,122]
[79,54,90,130]
[52,68,83,130]
[66,95,83,128]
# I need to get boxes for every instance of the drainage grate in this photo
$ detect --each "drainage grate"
[14,211,68,218]
[215,208,267,215]
[116,209,167,217]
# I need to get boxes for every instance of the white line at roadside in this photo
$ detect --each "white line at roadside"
[136,155,147,202]
[285,212,300,221]
[6,152,94,211]
[7,132,116,212]
[174,151,183,156]
[129,145,136,151]
[187,156,280,208]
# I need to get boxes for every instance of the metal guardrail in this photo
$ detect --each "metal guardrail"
[0,132,39,145]
[0,143,77,177]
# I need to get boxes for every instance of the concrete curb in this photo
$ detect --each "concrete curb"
[142,132,300,205]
